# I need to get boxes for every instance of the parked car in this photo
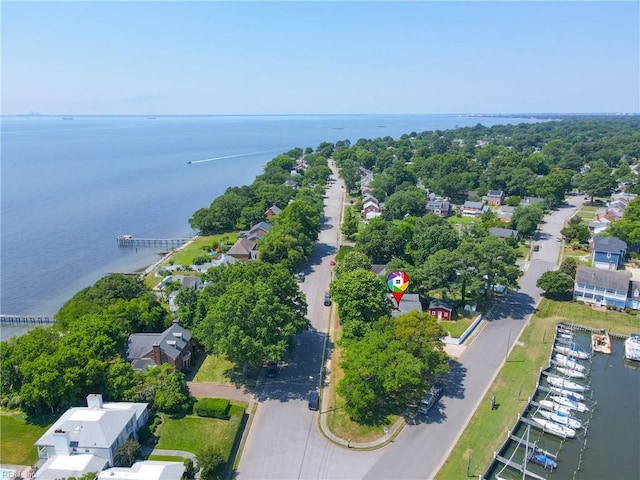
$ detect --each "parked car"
[418,385,443,415]
[308,390,320,411]
[297,273,305,283]
[533,245,540,252]
[324,292,331,306]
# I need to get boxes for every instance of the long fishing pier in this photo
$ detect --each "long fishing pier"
[1,314,55,325]
[117,235,192,247]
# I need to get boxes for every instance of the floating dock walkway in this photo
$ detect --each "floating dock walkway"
[0,314,55,325]
[117,235,192,247]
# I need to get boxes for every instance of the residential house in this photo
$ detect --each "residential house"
[362,199,382,220]
[264,205,282,219]
[573,266,630,309]
[486,190,505,206]
[227,237,258,262]
[98,461,185,480]
[498,205,516,222]
[429,300,453,321]
[241,221,271,241]
[283,179,298,189]
[35,394,148,466]
[488,227,519,241]
[157,275,203,292]
[461,201,488,218]
[588,219,610,235]
[34,453,109,480]
[591,235,627,270]
[425,200,451,218]
[126,321,195,372]
[390,293,423,317]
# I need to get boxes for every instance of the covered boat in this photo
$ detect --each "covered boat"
[555,344,590,360]
[528,449,558,470]
[624,334,640,361]
[556,366,587,379]
[553,354,586,372]
[548,386,585,401]
[539,399,572,415]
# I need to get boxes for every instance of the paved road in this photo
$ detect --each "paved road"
[237,162,384,479]
[238,170,583,480]
[360,196,584,480]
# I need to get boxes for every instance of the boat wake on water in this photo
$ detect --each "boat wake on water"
[187,148,287,164]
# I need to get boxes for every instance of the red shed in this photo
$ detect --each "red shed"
[429,300,453,321]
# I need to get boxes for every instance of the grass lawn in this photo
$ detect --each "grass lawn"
[446,215,478,225]
[435,298,639,479]
[561,247,592,266]
[191,354,236,383]
[167,234,238,267]
[0,412,55,465]
[147,455,187,462]
[324,336,397,443]
[156,405,245,458]
[440,317,474,339]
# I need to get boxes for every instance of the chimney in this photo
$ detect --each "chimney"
[152,344,162,365]
[86,393,103,410]
[53,429,71,455]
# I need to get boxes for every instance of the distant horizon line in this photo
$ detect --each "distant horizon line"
[3,112,639,117]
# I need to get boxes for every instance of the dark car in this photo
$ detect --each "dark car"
[418,385,443,415]
[308,390,320,411]
[266,362,278,378]
[324,292,331,306]
[297,273,305,283]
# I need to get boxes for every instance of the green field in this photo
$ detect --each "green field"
[435,299,639,479]
[167,234,238,267]
[0,412,55,465]
[147,454,188,462]
[446,215,478,225]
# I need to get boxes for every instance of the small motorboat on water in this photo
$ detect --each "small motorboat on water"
[624,334,640,361]
[551,395,589,412]
[592,329,612,354]
[556,366,587,379]
[539,409,583,429]
[555,344,590,359]
[553,354,586,372]
[528,449,558,470]
[532,416,576,438]
[546,375,588,392]
[539,399,572,415]
[548,386,585,401]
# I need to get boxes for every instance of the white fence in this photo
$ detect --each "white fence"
[441,314,483,345]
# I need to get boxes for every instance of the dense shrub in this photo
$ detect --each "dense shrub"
[228,404,245,418]
[194,398,230,419]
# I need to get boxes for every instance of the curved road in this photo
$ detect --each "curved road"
[237,164,583,479]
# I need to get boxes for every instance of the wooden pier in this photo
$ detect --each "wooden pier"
[117,235,191,248]
[0,314,55,325]
[493,454,547,480]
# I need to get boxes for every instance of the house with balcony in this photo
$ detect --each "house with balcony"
[573,266,630,309]
[461,201,488,218]
[591,235,627,270]
[35,394,148,467]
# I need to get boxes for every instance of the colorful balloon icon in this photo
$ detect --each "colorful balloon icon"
[387,271,410,309]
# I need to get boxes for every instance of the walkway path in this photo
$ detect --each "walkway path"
[188,381,256,403]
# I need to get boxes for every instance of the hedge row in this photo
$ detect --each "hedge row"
[194,398,230,419]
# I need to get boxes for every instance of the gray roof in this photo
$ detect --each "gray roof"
[429,299,453,311]
[592,235,627,253]
[575,266,630,291]
[267,205,282,215]
[391,293,423,317]
[463,201,484,209]
[522,196,544,205]
[489,227,518,238]
[227,238,257,256]
[426,200,450,210]
[487,190,504,197]
[500,206,516,214]
[126,322,193,364]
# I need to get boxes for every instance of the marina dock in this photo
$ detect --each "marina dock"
[117,235,192,247]
[0,314,55,325]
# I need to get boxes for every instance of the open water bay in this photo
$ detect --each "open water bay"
[1,114,539,340]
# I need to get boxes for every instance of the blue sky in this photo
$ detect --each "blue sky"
[2,1,638,114]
